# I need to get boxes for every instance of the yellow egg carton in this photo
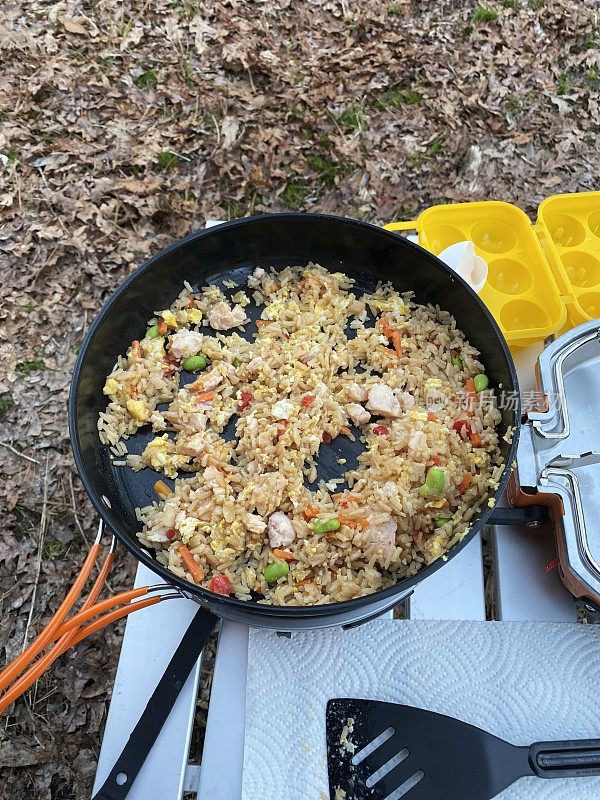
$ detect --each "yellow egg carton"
[536,192,600,327]
[385,193,600,347]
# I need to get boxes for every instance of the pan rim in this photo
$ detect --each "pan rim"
[68,212,520,619]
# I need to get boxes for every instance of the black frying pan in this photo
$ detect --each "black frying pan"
[70,212,520,627]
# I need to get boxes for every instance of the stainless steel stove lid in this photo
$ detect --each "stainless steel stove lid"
[516,320,600,601]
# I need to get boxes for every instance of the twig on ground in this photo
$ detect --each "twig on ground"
[0,441,40,465]
[68,471,90,548]
[21,453,49,653]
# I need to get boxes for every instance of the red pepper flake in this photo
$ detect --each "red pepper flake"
[164,354,179,366]
[545,557,560,573]
[373,425,389,436]
[238,391,252,411]
[301,394,316,407]
[322,432,332,444]
[453,419,472,436]
[208,574,232,595]
[166,528,177,540]
[429,455,442,466]
[163,368,176,378]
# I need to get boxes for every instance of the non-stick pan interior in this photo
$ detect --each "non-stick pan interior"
[70,214,519,615]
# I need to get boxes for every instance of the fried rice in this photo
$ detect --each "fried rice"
[98,264,506,605]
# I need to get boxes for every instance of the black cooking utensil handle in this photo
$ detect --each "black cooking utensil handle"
[529,739,600,778]
[488,505,549,527]
[92,607,218,800]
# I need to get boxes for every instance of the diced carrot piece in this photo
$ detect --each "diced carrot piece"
[470,432,482,446]
[131,340,142,358]
[273,548,295,561]
[303,506,320,520]
[427,412,437,422]
[458,473,473,493]
[429,455,442,466]
[338,515,369,530]
[195,390,216,403]
[178,545,204,583]
[296,577,314,587]
[187,295,197,308]
[157,318,168,335]
[391,330,403,356]
[339,426,351,437]
[466,378,477,401]
[379,318,394,339]
[154,480,172,499]
[256,319,274,327]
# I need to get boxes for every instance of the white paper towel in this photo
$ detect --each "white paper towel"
[243,620,600,800]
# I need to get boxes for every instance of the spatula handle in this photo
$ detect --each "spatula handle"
[529,739,600,778]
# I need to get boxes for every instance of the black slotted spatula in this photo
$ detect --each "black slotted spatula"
[326,698,600,800]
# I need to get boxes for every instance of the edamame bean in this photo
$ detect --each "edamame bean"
[182,355,208,372]
[451,355,463,370]
[435,517,452,529]
[264,561,289,583]
[146,325,160,339]
[474,373,489,392]
[313,517,341,534]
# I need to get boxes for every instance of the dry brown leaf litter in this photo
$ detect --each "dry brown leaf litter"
[1,0,599,797]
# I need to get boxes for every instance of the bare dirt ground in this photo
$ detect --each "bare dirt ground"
[1,0,598,797]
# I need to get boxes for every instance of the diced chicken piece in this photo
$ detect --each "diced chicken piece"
[366,384,401,418]
[408,430,427,456]
[346,383,368,403]
[188,412,208,431]
[169,330,204,361]
[366,516,397,558]
[207,300,248,331]
[176,431,207,457]
[267,512,296,548]
[197,368,223,391]
[346,403,371,426]
[161,500,179,529]
[248,471,287,517]
[396,391,415,409]
[190,361,235,392]
[245,513,267,535]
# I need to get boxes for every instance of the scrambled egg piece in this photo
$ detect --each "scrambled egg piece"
[161,309,178,328]
[126,399,149,422]
[408,409,429,422]
[142,434,189,477]
[272,399,294,419]
[175,513,201,543]
[488,497,496,508]
[104,377,119,396]
[187,308,202,325]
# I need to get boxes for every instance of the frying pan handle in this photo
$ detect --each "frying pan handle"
[488,505,549,527]
[92,607,218,800]
[529,739,600,778]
